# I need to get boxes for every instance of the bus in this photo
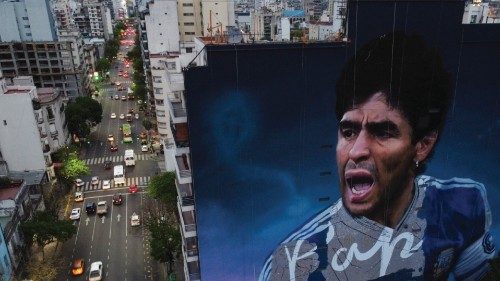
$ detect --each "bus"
[122,124,133,143]
[113,165,125,186]
[124,149,135,166]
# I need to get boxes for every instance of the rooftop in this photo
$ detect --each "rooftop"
[37,87,61,103]
[9,170,45,186]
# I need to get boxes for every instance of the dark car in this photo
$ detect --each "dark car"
[85,202,96,214]
[110,144,118,152]
[104,160,112,170]
[112,193,123,205]
[128,108,134,114]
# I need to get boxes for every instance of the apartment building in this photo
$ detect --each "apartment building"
[0,170,46,273]
[52,0,74,30]
[0,41,84,99]
[0,72,69,179]
[73,0,113,39]
[0,0,57,42]
[201,0,236,37]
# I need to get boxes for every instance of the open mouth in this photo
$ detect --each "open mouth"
[347,174,374,195]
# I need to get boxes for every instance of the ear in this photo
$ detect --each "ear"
[415,131,438,162]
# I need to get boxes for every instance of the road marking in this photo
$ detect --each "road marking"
[101,216,105,224]
[117,214,121,222]
[86,217,90,226]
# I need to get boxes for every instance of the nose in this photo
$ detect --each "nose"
[348,130,370,162]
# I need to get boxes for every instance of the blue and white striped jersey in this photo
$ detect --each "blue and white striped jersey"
[259,176,495,281]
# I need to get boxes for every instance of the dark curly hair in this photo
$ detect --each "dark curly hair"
[335,31,452,174]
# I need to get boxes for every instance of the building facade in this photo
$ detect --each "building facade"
[0,41,84,99]
[0,0,57,42]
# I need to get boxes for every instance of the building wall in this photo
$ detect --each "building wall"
[145,0,180,53]
[178,0,203,42]
[0,94,45,172]
[0,226,13,281]
[0,0,56,43]
[201,0,235,37]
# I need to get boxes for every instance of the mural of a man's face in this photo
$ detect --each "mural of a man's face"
[336,93,417,222]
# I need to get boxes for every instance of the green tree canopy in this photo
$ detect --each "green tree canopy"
[147,172,177,211]
[60,152,90,182]
[20,211,77,259]
[148,220,181,265]
[65,97,103,139]
[142,119,153,131]
[95,58,111,74]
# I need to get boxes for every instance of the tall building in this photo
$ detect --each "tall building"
[201,0,236,37]
[0,0,57,42]
[72,0,113,39]
[0,41,84,99]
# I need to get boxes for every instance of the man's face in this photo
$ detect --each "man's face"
[336,93,416,221]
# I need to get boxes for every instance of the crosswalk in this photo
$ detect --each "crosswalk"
[76,176,151,192]
[84,154,151,165]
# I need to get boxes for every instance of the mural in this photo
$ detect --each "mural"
[184,1,500,280]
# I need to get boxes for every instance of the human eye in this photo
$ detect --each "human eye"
[340,127,357,139]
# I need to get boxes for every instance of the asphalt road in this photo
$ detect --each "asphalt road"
[58,34,160,280]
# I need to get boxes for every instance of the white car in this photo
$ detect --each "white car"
[88,261,103,281]
[74,192,84,202]
[70,208,81,220]
[137,100,143,105]
[102,180,111,189]
[141,145,148,152]
[115,81,121,86]
[110,113,116,119]
[75,178,84,187]
[134,113,139,119]
[119,114,125,120]
[91,176,99,186]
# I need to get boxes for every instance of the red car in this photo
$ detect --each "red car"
[110,143,118,152]
[129,184,138,193]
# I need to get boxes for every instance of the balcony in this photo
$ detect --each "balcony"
[50,131,58,138]
[167,72,184,92]
[37,117,44,124]
[167,99,187,124]
[174,154,191,185]
[43,145,50,154]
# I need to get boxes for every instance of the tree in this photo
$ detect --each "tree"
[20,211,77,260]
[26,258,58,281]
[147,172,177,212]
[65,97,103,139]
[60,152,90,182]
[148,219,181,270]
[142,119,153,131]
[95,58,111,74]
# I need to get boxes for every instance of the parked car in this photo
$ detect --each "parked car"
[104,160,112,170]
[74,192,84,202]
[88,261,103,281]
[86,202,96,214]
[129,184,138,193]
[137,100,143,105]
[110,113,116,119]
[128,95,135,100]
[75,178,84,187]
[141,145,148,152]
[126,114,132,122]
[102,180,111,190]
[119,114,125,120]
[114,94,119,100]
[112,193,123,205]
[115,81,121,86]
[91,176,99,186]
[70,208,81,220]
[135,113,139,119]
[71,258,85,276]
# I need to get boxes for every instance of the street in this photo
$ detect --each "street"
[57,28,160,280]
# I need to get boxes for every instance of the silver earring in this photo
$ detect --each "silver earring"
[415,160,419,168]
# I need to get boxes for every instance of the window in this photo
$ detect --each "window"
[22,17,28,20]
[47,106,54,119]
[157,110,166,117]
[183,13,194,16]
[24,25,30,28]
[26,33,32,36]
[155,99,164,106]
[184,22,195,26]
[185,32,195,35]
[182,3,193,6]
[186,47,193,53]
[154,88,163,95]
[153,76,162,83]
[166,62,176,70]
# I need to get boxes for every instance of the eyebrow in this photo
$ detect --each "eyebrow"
[339,120,400,134]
